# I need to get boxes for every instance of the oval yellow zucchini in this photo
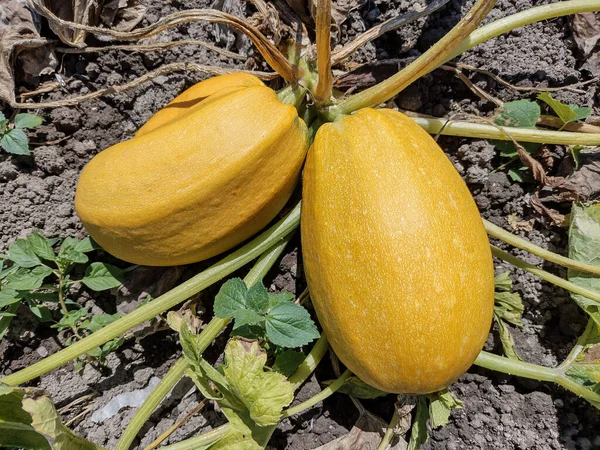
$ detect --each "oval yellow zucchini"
[301,108,494,394]
[136,73,264,136]
[76,85,308,266]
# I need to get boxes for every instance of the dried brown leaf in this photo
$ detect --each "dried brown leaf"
[531,191,568,227]
[314,410,407,450]
[100,0,146,32]
[571,13,600,58]
[0,2,51,103]
[516,143,548,185]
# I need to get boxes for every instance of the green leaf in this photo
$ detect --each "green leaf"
[14,113,43,129]
[0,289,22,308]
[0,386,51,450]
[74,237,99,253]
[8,239,42,268]
[272,350,306,377]
[494,272,513,292]
[27,233,56,261]
[494,99,540,129]
[246,282,269,315]
[323,376,388,399]
[85,312,122,333]
[427,390,463,429]
[407,396,429,450]
[494,314,522,360]
[4,265,53,291]
[231,309,264,330]
[81,263,124,291]
[214,278,249,318]
[28,304,53,322]
[1,128,30,155]
[53,308,88,331]
[268,291,295,309]
[58,238,89,265]
[568,204,600,326]
[265,302,319,348]
[538,93,592,125]
[221,338,294,426]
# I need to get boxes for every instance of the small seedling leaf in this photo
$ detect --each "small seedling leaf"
[265,302,319,348]
[538,92,592,125]
[428,390,464,429]
[568,204,600,326]
[407,396,430,450]
[14,113,43,129]
[8,239,41,268]
[81,263,124,291]
[214,278,249,318]
[27,233,56,261]
[272,350,306,377]
[58,237,89,265]
[1,129,30,155]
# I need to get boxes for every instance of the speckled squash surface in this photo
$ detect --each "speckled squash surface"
[136,73,264,136]
[301,108,494,394]
[75,85,308,266]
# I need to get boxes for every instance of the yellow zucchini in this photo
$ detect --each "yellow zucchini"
[76,85,308,266]
[301,108,494,394]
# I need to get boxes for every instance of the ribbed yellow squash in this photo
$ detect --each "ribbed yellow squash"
[75,85,308,266]
[136,73,264,136]
[301,108,494,394]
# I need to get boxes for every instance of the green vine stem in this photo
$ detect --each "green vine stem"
[288,334,329,390]
[115,236,293,450]
[159,424,231,450]
[484,220,600,277]
[475,351,600,408]
[558,319,596,371]
[377,408,400,450]
[1,202,301,387]
[281,369,352,418]
[410,116,600,146]
[324,0,495,119]
[444,0,600,65]
[490,245,600,304]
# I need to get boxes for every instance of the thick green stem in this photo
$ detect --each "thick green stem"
[159,424,230,450]
[115,236,293,450]
[475,351,600,407]
[116,358,190,450]
[325,0,495,119]
[377,408,399,450]
[444,0,600,64]
[281,369,352,418]
[1,203,300,387]
[411,116,600,146]
[491,246,600,304]
[485,220,600,277]
[288,334,329,390]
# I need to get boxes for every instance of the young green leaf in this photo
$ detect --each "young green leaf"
[26,233,56,261]
[246,282,269,315]
[568,204,600,326]
[272,350,306,377]
[0,289,22,308]
[231,309,264,330]
[407,396,429,450]
[4,265,53,291]
[538,92,592,125]
[85,312,123,333]
[268,291,295,308]
[427,390,463,429]
[8,239,42,268]
[74,237,99,253]
[13,114,43,129]
[58,237,89,265]
[214,278,249,318]
[493,100,541,159]
[27,303,53,322]
[81,262,124,291]
[1,129,30,155]
[265,302,320,348]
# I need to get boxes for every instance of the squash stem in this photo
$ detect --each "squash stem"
[281,369,352,418]
[277,84,307,110]
[159,424,231,450]
[411,116,600,146]
[314,0,333,105]
[0,203,301,387]
[484,220,600,277]
[490,245,600,305]
[377,408,400,450]
[115,236,293,450]
[323,0,496,120]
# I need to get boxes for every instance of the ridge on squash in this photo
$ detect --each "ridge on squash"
[301,108,494,394]
[75,85,308,266]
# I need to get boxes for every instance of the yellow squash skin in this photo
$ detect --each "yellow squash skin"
[76,85,308,266]
[301,108,494,394]
[136,73,264,136]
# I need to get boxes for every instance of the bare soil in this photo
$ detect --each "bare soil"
[1,0,599,449]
